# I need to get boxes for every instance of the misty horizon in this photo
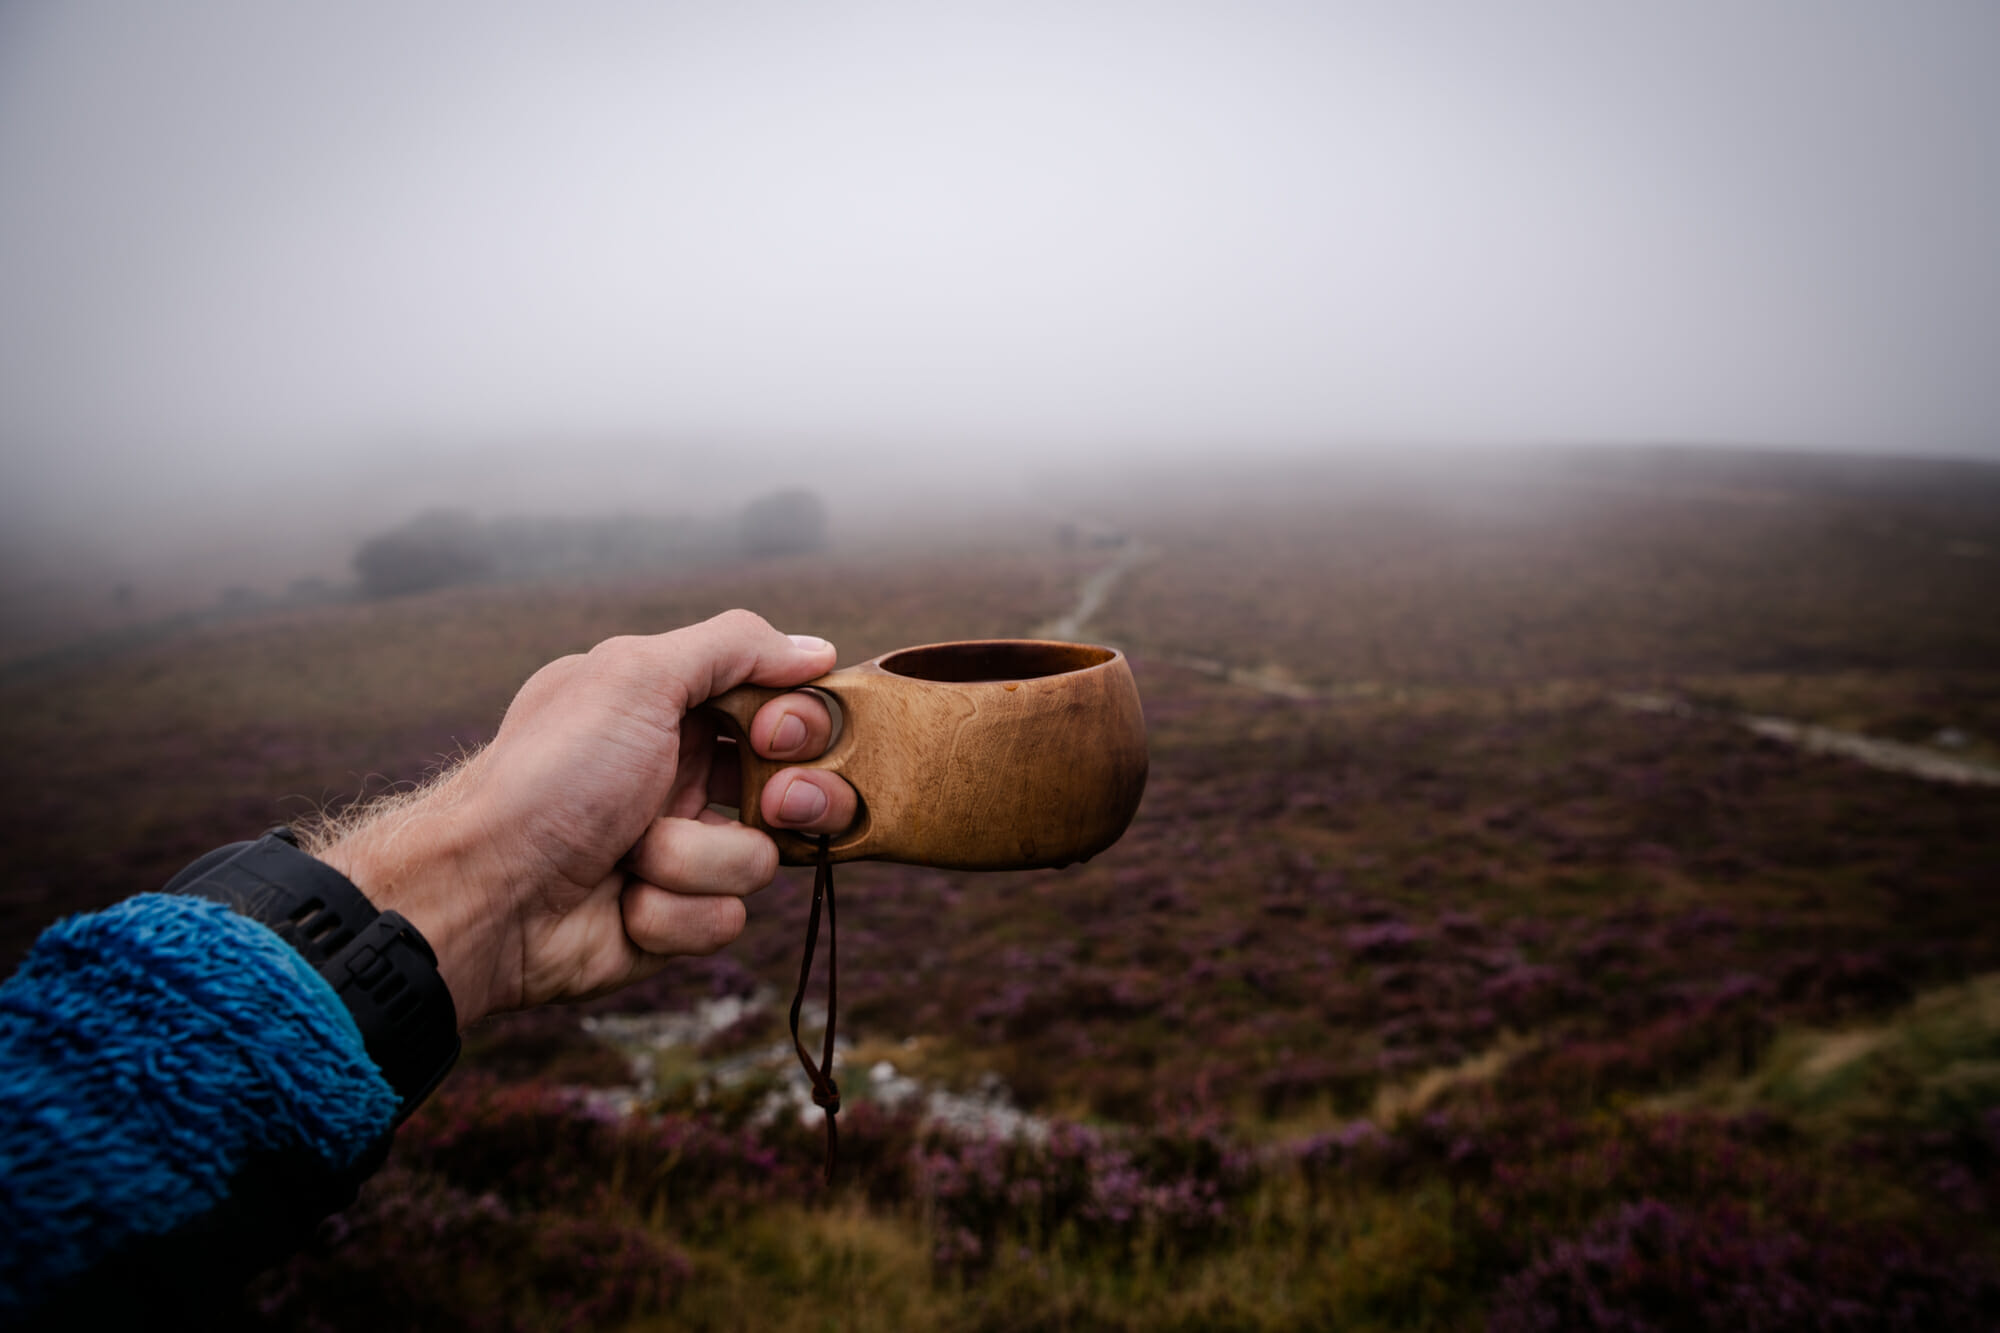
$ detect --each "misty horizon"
[3,3,1999,625]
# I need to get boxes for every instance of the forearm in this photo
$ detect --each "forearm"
[0,895,398,1316]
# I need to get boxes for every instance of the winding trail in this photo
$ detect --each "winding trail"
[1033,539,1152,642]
[1041,541,2000,788]
[1616,692,2000,788]
[1035,537,1324,698]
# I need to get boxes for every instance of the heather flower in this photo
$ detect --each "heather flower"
[1345,921,1424,962]
[1488,1197,2000,1332]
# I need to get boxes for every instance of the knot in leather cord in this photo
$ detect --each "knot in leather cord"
[788,834,840,1184]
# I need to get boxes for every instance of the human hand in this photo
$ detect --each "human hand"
[312,610,860,1027]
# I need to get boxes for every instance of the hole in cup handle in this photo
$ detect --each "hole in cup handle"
[798,686,846,751]
[697,683,864,860]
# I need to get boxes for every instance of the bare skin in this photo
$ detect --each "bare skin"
[313,610,859,1029]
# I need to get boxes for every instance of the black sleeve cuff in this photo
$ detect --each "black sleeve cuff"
[170,829,460,1122]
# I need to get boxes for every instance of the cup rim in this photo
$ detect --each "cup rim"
[874,638,1121,684]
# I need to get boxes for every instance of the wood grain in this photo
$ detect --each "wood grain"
[703,640,1148,869]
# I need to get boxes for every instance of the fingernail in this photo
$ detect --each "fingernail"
[787,634,831,652]
[771,712,807,753]
[779,777,829,824]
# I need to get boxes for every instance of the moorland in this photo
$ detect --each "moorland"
[3,446,1998,1330]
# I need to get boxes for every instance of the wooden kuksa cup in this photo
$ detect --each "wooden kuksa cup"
[703,639,1148,870]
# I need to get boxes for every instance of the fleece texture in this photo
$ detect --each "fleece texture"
[0,893,398,1312]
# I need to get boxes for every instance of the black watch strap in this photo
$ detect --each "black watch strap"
[168,828,460,1122]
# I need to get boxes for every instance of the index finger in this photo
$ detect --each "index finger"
[749,690,836,761]
[699,687,835,810]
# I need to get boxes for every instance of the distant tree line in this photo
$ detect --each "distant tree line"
[352,488,829,599]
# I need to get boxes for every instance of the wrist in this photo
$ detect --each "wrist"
[165,830,461,1120]
[311,766,512,1029]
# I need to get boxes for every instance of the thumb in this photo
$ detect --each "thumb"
[641,609,836,708]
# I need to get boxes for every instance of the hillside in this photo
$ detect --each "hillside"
[4,448,1998,1329]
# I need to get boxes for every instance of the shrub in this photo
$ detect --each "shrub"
[914,1117,1257,1270]
[738,488,828,558]
[252,1167,689,1333]
[353,510,492,598]
[1488,1198,2000,1332]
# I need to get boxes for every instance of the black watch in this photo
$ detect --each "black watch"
[166,827,461,1121]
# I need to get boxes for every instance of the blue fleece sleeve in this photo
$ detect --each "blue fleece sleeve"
[0,893,400,1312]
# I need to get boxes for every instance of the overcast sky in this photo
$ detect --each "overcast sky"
[2,2,1998,543]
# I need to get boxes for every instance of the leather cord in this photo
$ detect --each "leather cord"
[788,834,839,1184]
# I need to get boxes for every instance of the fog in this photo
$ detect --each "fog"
[2,3,1998,628]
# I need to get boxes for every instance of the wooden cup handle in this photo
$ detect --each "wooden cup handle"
[700,679,864,866]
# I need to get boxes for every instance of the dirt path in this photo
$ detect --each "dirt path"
[1042,545,2000,788]
[1616,692,2000,788]
[1033,540,1152,641]
[1036,539,1328,698]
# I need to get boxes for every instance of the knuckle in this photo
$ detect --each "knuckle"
[643,823,693,886]
[513,653,584,704]
[627,892,668,944]
[531,652,584,682]
[711,608,772,636]
[581,636,655,692]
[745,834,779,884]
[586,634,641,668]
[636,903,681,951]
[688,901,747,955]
